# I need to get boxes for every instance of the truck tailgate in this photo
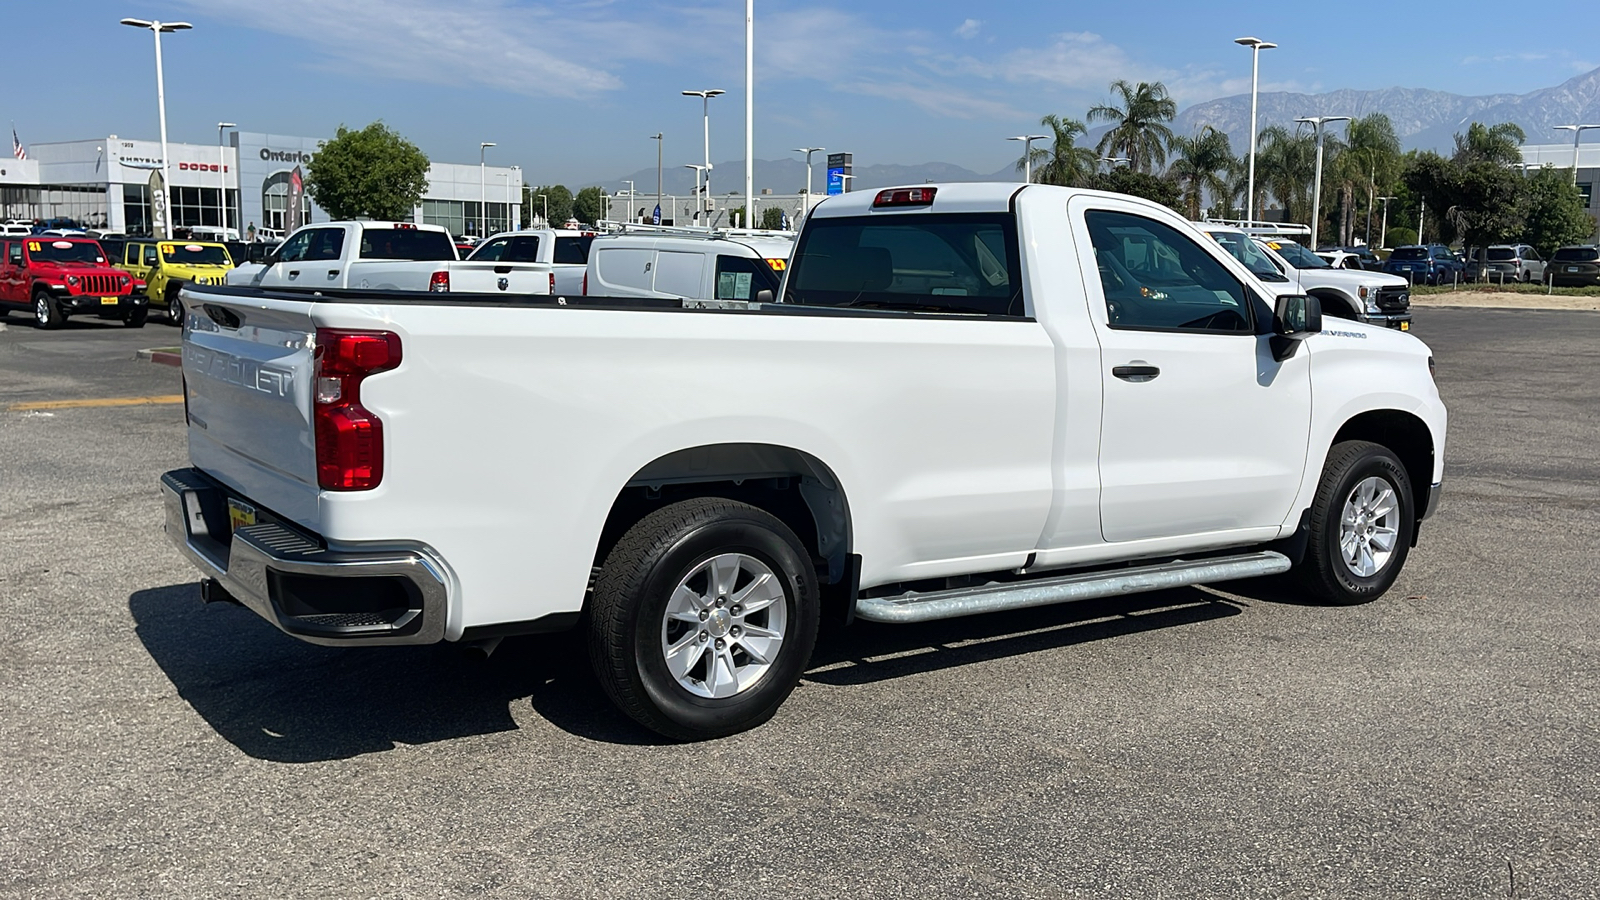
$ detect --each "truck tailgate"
[446,261,553,295]
[182,290,321,528]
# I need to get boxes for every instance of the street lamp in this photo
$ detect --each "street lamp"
[1554,124,1600,185]
[1235,36,1277,226]
[1377,196,1396,249]
[1007,134,1049,183]
[682,89,725,220]
[217,122,235,237]
[536,193,547,227]
[651,133,663,224]
[1295,115,1351,250]
[623,180,636,222]
[684,164,707,223]
[793,147,824,205]
[122,17,193,239]
[478,141,495,238]
[509,165,520,229]
[1101,156,1130,168]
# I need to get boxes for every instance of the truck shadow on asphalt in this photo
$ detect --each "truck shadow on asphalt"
[131,579,1283,758]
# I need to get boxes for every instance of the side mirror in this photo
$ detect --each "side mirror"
[754,289,774,304]
[1271,294,1321,361]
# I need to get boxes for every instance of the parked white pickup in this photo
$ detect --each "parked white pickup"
[226,221,553,295]
[164,183,1446,740]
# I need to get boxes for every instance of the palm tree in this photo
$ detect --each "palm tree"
[1255,125,1318,224]
[1166,126,1237,220]
[1019,114,1098,186]
[1335,114,1402,245]
[1453,122,1526,167]
[1087,80,1177,174]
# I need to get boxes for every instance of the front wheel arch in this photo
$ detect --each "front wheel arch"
[1330,409,1435,527]
[1307,289,1361,321]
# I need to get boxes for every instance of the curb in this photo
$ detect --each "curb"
[137,348,182,368]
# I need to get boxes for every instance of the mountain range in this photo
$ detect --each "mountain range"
[599,66,1600,194]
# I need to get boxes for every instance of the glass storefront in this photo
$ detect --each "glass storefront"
[422,199,512,238]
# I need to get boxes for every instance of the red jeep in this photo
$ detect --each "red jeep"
[0,236,148,328]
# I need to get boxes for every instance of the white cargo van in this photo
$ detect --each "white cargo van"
[584,229,794,302]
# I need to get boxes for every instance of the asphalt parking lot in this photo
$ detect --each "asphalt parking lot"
[2,308,1596,899]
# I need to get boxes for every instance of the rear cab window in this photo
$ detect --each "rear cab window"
[553,235,594,265]
[470,235,541,262]
[358,227,453,261]
[785,213,1025,316]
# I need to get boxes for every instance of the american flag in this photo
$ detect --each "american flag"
[11,125,24,160]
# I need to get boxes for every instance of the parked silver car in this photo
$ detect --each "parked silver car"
[1474,244,1546,284]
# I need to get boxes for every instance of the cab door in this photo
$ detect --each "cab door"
[1068,196,1313,543]
[0,242,19,304]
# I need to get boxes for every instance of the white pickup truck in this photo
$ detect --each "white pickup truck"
[227,221,553,295]
[163,183,1446,740]
[467,228,595,296]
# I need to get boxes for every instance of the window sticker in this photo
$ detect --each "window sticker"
[718,271,753,300]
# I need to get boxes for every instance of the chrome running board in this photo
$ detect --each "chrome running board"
[853,551,1292,624]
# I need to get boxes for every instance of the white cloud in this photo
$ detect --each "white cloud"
[993,32,1140,90]
[955,19,982,39]
[166,0,679,98]
[845,79,1024,120]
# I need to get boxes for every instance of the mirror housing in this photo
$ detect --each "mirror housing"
[754,289,775,305]
[1270,294,1321,361]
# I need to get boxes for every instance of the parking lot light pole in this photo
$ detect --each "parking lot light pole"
[684,165,707,223]
[1006,135,1048,183]
[651,133,663,223]
[1295,115,1350,250]
[536,194,547,227]
[217,122,235,236]
[793,147,823,209]
[1377,195,1396,249]
[623,180,635,222]
[1235,37,1276,226]
[682,90,725,221]
[1554,124,1600,185]
[122,18,193,239]
[478,142,495,238]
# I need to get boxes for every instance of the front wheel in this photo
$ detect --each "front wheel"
[34,291,64,329]
[589,498,820,741]
[165,284,184,326]
[1296,440,1415,605]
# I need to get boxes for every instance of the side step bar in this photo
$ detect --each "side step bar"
[853,551,1292,625]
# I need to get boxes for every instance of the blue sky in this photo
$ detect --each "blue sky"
[10,0,1598,187]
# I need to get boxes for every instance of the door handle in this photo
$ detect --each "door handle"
[327,270,340,277]
[1112,365,1160,382]
[287,269,300,278]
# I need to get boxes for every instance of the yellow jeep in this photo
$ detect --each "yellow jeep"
[121,240,235,325]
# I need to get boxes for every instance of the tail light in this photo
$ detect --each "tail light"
[873,187,936,208]
[428,270,450,292]
[549,272,555,295]
[313,329,402,491]
[581,270,588,295]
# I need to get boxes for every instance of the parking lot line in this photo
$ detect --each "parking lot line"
[7,394,184,411]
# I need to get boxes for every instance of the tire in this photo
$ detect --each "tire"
[165,284,184,326]
[33,289,63,330]
[1296,440,1415,605]
[124,305,147,328]
[589,497,820,741]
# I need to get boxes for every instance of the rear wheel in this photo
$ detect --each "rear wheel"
[589,498,820,741]
[1296,440,1415,605]
[33,289,63,329]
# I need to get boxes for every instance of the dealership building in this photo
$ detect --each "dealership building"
[0,131,523,238]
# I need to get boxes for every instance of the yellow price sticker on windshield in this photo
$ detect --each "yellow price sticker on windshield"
[28,241,41,252]
[1267,242,1282,250]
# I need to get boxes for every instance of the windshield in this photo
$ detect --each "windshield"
[1391,247,1428,260]
[1553,247,1599,262]
[786,213,1024,316]
[469,235,541,262]
[1264,240,1329,269]
[160,243,231,265]
[1208,230,1289,282]
[26,240,106,264]
[358,228,456,261]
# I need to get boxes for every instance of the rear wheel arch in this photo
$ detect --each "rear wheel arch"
[597,443,853,587]
[1331,409,1435,517]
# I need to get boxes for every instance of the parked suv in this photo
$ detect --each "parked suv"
[119,240,236,325]
[1547,245,1600,287]
[1473,244,1545,284]
[1383,244,1465,286]
[0,236,145,328]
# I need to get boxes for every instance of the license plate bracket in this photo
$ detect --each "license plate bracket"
[100,296,118,305]
[227,498,258,534]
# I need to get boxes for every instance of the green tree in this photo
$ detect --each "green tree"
[1166,126,1237,220]
[1335,114,1402,245]
[1083,167,1182,211]
[1405,146,1525,270]
[1022,114,1097,186]
[1087,80,1177,174]
[1522,166,1595,258]
[1453,122,1526,167]
[572,186,605,226]
[1386,226,1418,248]
[304,122,430,221]
[526,184,575,226]
[760,206,786,230]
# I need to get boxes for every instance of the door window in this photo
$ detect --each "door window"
[1085,210,1253,333]
[143,245,158,267]
[275,230,314,263]
[305,228,347,262]
[7,243,20,267]
[714,254,779,300]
